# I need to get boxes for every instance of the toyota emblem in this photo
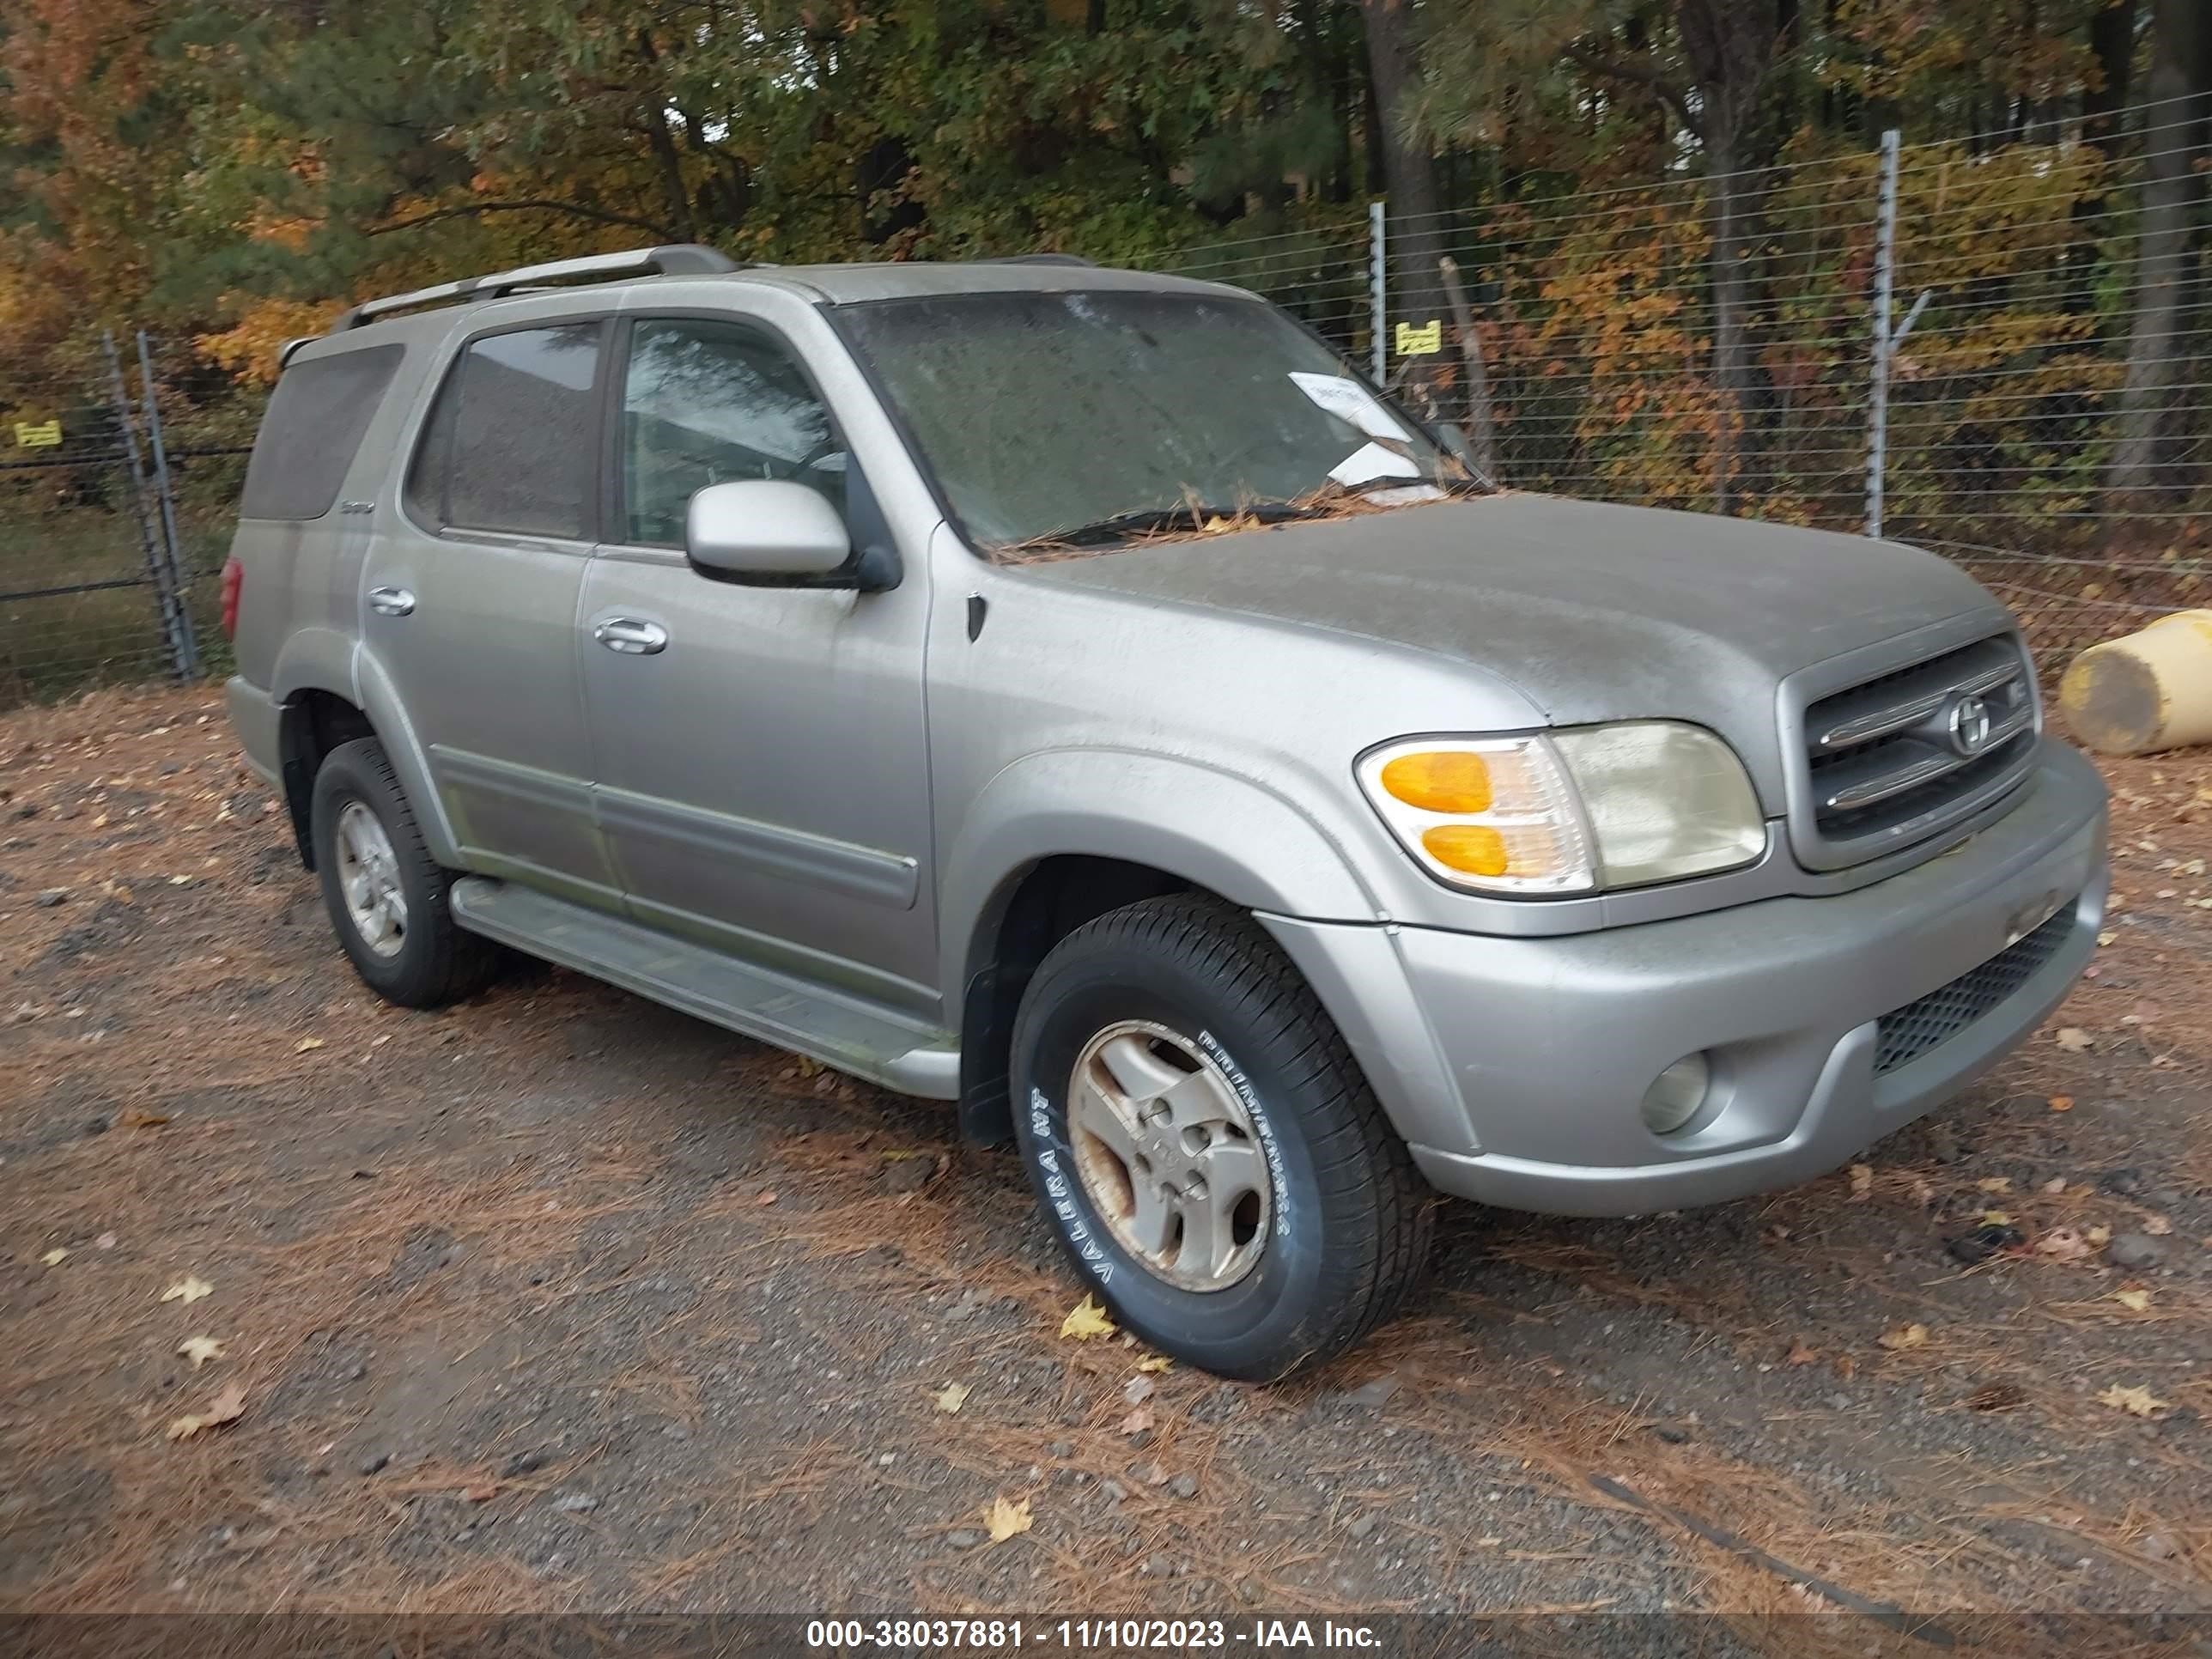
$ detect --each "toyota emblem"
[1947,693,1993,756]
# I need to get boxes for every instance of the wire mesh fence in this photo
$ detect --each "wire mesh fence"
[2,101,2205,708]
[1163,94,2212,672]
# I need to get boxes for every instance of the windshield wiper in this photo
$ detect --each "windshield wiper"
[1042,501,1328,547]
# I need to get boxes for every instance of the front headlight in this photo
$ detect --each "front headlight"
[1357,723,1765,896]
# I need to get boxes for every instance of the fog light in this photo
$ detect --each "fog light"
[1640,1054,1711,1136]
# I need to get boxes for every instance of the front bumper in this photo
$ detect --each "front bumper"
[1262,740,2108,1218]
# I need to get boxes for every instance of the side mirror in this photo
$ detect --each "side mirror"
[685,479,860,585]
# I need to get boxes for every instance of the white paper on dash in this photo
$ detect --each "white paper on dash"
[1287,372,1414,444]
[1329,442,1423,486]
[1358,483,1450,506]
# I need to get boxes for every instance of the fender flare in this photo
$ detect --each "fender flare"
[270,633,463,868]
[940,746,1380,999]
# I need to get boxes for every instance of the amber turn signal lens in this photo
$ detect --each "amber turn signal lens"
[1419,823,1508,876]
[1380,750,1493,814]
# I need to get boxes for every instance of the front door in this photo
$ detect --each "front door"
[578,312,938,1016]
[361,318,618,908]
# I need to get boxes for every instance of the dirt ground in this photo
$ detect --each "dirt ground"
[3,684,2210,1650]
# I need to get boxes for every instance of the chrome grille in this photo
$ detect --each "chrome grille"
[1871,906,2073,1076]
[1794,633,2038,869]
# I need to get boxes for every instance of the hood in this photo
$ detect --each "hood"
[1028,493,2011,812]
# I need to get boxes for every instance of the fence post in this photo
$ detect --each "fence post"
[1368,199,1388,383]
[135,331,199,678]
[100,331,192,682]
[1864,129,1901,540]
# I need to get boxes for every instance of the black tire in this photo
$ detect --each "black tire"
[309,737,496,1009]
[1010,894,1433,1381]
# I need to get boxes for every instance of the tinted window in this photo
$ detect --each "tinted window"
[239,345,404,521]
[620,319,844,547]
[406,324,603,539]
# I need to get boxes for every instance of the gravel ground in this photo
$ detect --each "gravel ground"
[3,685,2209,1653]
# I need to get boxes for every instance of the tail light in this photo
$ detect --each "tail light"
[220,556,244,637]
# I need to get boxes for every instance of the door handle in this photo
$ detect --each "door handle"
[368,586,416,617]
[593,617,669,655]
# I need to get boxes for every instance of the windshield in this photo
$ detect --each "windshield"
[834,289,1461,548]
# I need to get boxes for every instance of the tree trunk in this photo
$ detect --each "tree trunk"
[1439,255,1501,481]
[1360,0,1443,356]
[2070,0,2137,308]
[1705,127,1756,514]
[1674,0,1780,516]
[2106,0,2209,508]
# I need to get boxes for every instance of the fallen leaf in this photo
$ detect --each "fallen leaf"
[2087,1225,2112,1246]
[293,1037,325,1054]
[160,1275,213,1304]
[1059,1295,1115,1341]
[930,1382,969,1415]
[2096,931,2116,946]
[1786,1338,1820,1365]
[94,1232,116,1250]
[165,1381,247,1442]
[2046,1096,2075,1112]
[1847,1164,1873,1201]
[1122,1375,1155,1406]
[1135,1355,1173,1374]
[2039,1177,2067,1195]
[122,1109,171,1129]
[1979,1209,2013,1226]
[462,1480,496,1504]
[2097,1384,2167,1419]
[178,1335,225,1370]
[40,1247,68,1267]
[2142,1214,2172,1237]
[1879,1322,1930,1351]
[755,1191,777,1206]
[1976,1177,2012,1194]
[1117,1407,1154,1437]
[981,1494,1032,1544]
[2114,1289,2153,1313]
[2054,1028,2093,1053]
[2035,1228,2091,1262]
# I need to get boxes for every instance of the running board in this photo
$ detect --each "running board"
[447,877,959,1098]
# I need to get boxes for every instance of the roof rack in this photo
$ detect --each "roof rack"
[331,244,741,331]
[985,253,1097,267]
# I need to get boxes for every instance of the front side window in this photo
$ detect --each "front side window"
[405,323,604,540]
[833,289,1459,550]
[619,319,846,548]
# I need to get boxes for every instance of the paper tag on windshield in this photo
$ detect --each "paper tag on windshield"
[1329,441,1422,486]
[1288,373,1413,444]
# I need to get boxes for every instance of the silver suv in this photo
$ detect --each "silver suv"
[222,245,2110,1378]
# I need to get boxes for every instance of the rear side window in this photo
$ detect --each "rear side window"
[405,323,604,539]
[238,345,404,521]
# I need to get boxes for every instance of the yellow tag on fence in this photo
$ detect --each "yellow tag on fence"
[13,418,62,448]
[1394,320,1441,356]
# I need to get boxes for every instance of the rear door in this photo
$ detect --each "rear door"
[362,317,619,907]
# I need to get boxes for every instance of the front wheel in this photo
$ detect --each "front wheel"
[1009,895,1432,1380]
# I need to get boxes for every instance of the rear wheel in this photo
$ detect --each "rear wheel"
[310,738,496,1008]
[1010,895,1432,1380]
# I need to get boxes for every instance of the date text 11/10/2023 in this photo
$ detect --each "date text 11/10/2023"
[804,1618,1384,1650]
